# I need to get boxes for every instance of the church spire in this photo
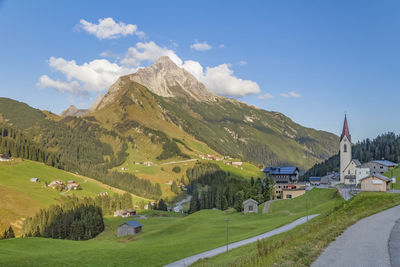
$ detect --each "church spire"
[340,115,351,142]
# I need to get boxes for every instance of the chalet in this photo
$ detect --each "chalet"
[231,161,243,168]
[98,192,109,197]
[243,198,258,214]
[48,180,65,189]
[30,177,39,182]
[0,154,10,162]
[309,177,321,186]
[144,161,153,167]
[67,182,81,190]
[360,174,392,192]
[263,167,300,184]
[117,220,143,237]
[114,209,136,217]
[207,154,216,160]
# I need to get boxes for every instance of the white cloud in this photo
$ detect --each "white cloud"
[40,38,259,98]
[38,57,135,95]
[181,60,260,97]
[37,75,81,94]
[121,41,182,66]
[219,44,225,48]
[190,41,212,51]
[258,93,274,100]
[280,91,301,98]
[79,18,139,39]
[239,61,247,66]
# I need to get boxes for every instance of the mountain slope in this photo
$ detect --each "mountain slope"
[91,57,338,169]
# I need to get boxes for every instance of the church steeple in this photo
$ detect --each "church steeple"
[340,115,351,142]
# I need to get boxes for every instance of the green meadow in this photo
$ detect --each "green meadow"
[0,188,341,266]
[0,160,151,234]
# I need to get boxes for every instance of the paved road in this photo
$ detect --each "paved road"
[312,205,400,267]
[173,195,192,213]
[164,214,319,267]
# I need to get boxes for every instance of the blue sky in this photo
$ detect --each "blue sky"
[0,0,399,142]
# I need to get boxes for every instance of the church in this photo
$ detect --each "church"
[339,115,398,185]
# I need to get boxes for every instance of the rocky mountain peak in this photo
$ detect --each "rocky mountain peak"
[128,56,216,101]
[60,105,88,117]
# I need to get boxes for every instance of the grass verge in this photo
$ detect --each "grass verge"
[193,192,400,266]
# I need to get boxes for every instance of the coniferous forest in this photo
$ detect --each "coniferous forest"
[23,197,104,240]
[187,162,275,213]
[302,133,400,179]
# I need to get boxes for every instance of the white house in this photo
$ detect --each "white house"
[356,167,370,184]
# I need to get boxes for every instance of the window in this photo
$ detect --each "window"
[249,205,253,211]
[344,144,347,152]
[286,195,292,199]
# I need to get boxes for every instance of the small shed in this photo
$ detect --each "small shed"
[360,174,392,192]
[118,220,143,237]
[0,154,10,162]
[30,178,39,182]
[243,198,259,214]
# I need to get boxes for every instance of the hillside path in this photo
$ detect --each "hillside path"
[312,205,400,267]
[164,214,319,267]
[162,159,198,165]
[262,200,277,214]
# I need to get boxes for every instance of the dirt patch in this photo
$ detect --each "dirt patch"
[118,236,135,243]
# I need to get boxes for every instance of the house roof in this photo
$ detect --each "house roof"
[360,174,392,182]
[123,220,143,228]
[353,159,361,166]
[243,198,258,205]
[309,177,321,182]
[263,167,299,175]
[340,115,351,142]
[373,160,398,167]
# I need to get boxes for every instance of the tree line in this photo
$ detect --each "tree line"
[23,196,104,240]
[187,162,274,213]
[302,132,400,179]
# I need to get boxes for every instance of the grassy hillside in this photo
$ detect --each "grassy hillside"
[0,189,340,266]
[193,192,400,266]
[385,165,399,189]
[0,160,151,235]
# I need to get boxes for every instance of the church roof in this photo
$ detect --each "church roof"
[340,115,351,142]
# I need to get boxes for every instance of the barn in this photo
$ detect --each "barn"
[118,220,143,237]
[360,174,392,192]
[243,198,258,214]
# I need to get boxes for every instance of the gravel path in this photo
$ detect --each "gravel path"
[312,205,400,267]
[164,214,319,267]
[262,200,277,214]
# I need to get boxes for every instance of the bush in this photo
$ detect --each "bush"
[172,166,181,173]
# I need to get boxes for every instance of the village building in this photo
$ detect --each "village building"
[0,154,10,162]
[362,160,398,176]
[264,166,304,199]
[117,220,143,237]
[67,182,81,190]
[98,192,109,196]
[263,167,299,184]
[114,209,136,218]
[243,198,258,214]
[309,177,321,186]
[48,180,65,190]
[144,161,153,167]
[231,161,243,167]
[360,174,392,192]
[207,154,216,160]
[30,177,39,182]
[356,167,371,184]
[343,159,361,185]
[274,184,306,199]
